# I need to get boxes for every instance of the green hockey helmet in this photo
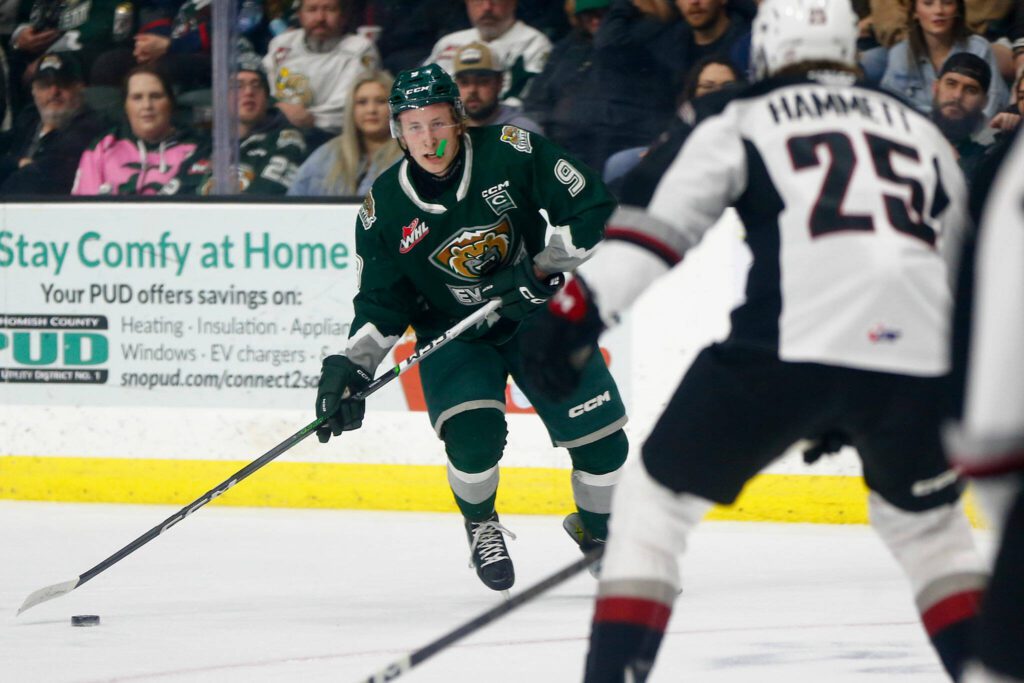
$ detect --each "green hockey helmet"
[389,63,465,137]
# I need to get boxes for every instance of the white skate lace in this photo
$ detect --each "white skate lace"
[468,519,516,568]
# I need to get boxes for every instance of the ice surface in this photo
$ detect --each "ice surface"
[1,501,991,682]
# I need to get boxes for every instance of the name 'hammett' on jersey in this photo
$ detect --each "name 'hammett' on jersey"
[766,85,912,132]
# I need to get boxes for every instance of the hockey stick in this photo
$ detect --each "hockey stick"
[17,300,501,616]
[356,546,604,682]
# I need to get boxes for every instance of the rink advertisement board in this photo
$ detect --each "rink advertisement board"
[0,202,631,413]
[0,203,356,409]
[3,205,947,525]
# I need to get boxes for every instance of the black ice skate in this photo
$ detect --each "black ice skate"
[563,512,605,578]
[465,513,516,593]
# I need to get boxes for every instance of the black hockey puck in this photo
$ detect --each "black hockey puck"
[71,615,100,627]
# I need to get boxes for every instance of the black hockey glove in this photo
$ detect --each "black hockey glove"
[480,259,565,321]
[518,276,606,400]
[315,355,372,443]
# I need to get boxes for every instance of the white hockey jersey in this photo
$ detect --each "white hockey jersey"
[952,131,1024,476]
[425,21,551,98]
[263,30,381,132]
[583,72,970,377]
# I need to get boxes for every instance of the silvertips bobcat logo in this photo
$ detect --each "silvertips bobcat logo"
[430,216,513,280]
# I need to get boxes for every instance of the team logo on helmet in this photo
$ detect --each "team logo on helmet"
[500,126,532,154]
[430,216,513,281]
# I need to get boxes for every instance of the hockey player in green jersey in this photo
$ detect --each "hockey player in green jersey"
[314,64,628,593]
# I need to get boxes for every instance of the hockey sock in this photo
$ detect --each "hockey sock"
[973,487,1024,680]
[869,493,986,681]
[584,590,672,683]
[443,409,506,521]
[454,490,498,522]
[925,593,982,681]
[576,508,609,540]
[569,429,628,540]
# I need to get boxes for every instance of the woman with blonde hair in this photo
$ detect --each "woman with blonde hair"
[289,71,402,197]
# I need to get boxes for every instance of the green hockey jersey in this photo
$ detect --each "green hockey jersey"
[346,124,616,372]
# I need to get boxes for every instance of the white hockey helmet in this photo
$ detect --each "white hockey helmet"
[750,0,859,80]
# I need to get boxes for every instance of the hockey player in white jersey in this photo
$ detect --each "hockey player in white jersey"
[947,128,1024,683]
[519,0,987,680]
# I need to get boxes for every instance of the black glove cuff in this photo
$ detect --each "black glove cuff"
[520,259,564,297]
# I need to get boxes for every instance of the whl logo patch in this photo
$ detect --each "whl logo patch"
[399,218,429,253]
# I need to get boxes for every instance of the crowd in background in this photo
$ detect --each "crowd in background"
[0,0,1019,198]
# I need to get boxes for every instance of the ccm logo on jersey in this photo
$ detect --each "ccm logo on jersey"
[569,391,612,418]
[482,180,516,216]
[399,218,430,253]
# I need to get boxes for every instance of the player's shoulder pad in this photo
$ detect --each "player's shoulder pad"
[358,187,378,230]
[491,123,535,155]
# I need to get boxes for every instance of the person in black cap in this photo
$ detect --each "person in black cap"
[192,51,309,195]
[238,50,309,194]
[931,52,993,181]
[0,52,107,195]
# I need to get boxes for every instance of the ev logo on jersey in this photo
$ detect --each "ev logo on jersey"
[446,284,485,305]
[569,391,612,418]
[399,218,430,253]
[430,216,513,281]
[481,180,516,216]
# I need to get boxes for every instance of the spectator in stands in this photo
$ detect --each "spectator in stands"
[0,52,105,194]
[536,0,745,174]
[10,0,139,92]
[263,0,381,135]
[197,52,309,195]
[288,70,401,196]
[931,53,993,181]
[453,41,542,131]
[523,0,609,167]
[90,1,226,91]
[72,65,207,195]
[602,55,742,187]
[672,0,751,74]
[881,0,1008,121]
[426,0,552,100]
[864,0,1017,80]
[355,0,469,74]
[1012,1,1024,74]
[517,0,572,42]
[987,65,1022,132]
